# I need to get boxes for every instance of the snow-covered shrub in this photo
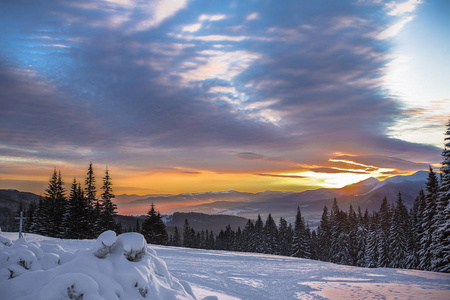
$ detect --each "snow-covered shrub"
[93,230,116,259]
[0,236,11,247]
[115,232,146,262]
[0,231,201,300]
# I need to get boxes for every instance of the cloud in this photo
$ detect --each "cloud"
[182,23,202,32]
[376,16,414,39]
[134,0,189,31]
[246,13,259,21]
[237,152,266,160]
[386,0,422,16]
[331,155,430,171]
[198,14,226,22]
[0,0,442,194]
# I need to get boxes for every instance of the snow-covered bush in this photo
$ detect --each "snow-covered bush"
[0,231,202,300]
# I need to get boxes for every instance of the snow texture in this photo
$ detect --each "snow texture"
[152,245,450,300]
[1,232,449,299]
[0,232,198,300]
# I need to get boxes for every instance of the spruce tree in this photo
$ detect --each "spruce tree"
[84,162,97,238]
[292,207,310,258]
[365,212,379,268]
[418,167,439,270]
[172,226,181,246]
[329,199,350,264]
[389,193,409,268]
[234,227,243,251]
[317,205,331,261]
[30,196,48,235]
[254,215,265,253]
[34,169,67,237]
[431,118,450,272]
[141,203,168,245]
[408,190,426,269]
[377,197,391,267]
[355,206,368,267]
[310,230,319,260]
[278,217,292,256]
[183,219,192,247]
[242,219,255,252]
[264,214,278,254]
[347,204,358,266]
[64,179,89,239]
[99,167,118,232]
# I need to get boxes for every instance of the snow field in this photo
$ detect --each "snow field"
[1,232,449,299]
[152,245,450,300]
[0,232,215,300]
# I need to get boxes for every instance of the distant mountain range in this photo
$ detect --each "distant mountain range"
[114,171,429,227]
[0,171,429,230]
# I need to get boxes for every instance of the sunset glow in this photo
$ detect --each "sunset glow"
[0,0,448,213]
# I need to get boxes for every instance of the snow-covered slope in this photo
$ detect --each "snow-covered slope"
[0,232,206,300]
[153,245,450,300]
[1,232,449,300]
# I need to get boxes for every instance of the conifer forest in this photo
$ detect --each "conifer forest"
[19,119,450,273]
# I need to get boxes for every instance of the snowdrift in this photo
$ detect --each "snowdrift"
[0,231,211,300]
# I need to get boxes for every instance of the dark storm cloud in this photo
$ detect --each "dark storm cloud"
[0,0,441,173]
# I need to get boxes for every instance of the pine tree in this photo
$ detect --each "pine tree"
[84,162,97,238]
[234,227,243,251]
[141,203,168,245]
[377,197,391,267]
[208,230,215,249]
[32,169,67,237]
[254,215,265,253]
[172,226,181,246]
[278,217,292,256]
[292,207,310,258]
[355,207,367,267]
[99,167,118,232]
[317,205,331,261]
[407,190,426,269]
[64,179,90,239]
[264,214,278,254]
[85,162,97,206]
[418,167,439,270]
[183,219,192,247]
[431,118,450,272]
[347,204,358,266]
[310,230,319,260]
[242,219,255,252]
[389,192,409,268]
[365,212,379,268]
[329,199,350,264]
[30,196,48,235]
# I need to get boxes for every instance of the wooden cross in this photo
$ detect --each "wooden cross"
[15,211,26,239]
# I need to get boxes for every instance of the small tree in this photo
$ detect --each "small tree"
[98,167,118,232]
[292,206,310,258]
[142,203,168,245]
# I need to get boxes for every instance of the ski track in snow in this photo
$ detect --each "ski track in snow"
[152,245,450,300]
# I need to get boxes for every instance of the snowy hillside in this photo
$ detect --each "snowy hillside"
[0,232,202,300]
[1,232,449,300]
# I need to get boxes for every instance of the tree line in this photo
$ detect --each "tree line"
[147,119,449,273]
[159,167,447,273]
[19,163,120,239]
[14,119,450,273]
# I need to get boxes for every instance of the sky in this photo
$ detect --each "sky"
[0,0,449,197]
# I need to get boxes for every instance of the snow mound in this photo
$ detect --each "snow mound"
[0,231,201,300]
